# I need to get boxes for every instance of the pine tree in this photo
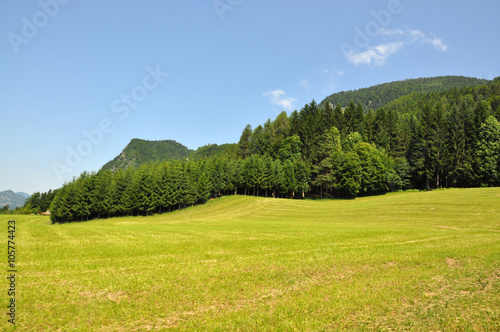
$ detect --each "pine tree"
[110,169,129,217]
[123,169,141,216]
[322,101,335,130]
[333,103,344,131]
[238,124,252,158]
[364,108,376,143]
[136,165,154,215]
[297,100,321,161]
[49,184,73,223]
[152,163,170,214]
[93,170,112,219]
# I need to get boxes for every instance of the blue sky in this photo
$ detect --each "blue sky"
[1,0,499,194]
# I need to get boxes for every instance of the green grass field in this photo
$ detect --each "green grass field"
[2,188,499,331]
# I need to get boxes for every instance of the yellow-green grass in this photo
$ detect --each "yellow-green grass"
[2,188,499,331]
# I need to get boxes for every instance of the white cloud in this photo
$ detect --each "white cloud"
[344,28,448,67]
[262,90,297,111]
[346,42,403,67]
[430,37,448,51]
[410,29,448,51]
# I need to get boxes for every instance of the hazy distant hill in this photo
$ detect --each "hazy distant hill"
[0,190,29,209]
[16,192,31,199]
[320,76,490,110]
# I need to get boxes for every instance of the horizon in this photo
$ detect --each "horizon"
[1,0,499,194]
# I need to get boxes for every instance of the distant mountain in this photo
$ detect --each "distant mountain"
[0,190,28,209]
[16,192,31,199]
[319,76,490,110]
[101,139,237,171]
[101,139,192,171]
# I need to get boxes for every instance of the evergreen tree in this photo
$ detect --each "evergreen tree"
[74,172,95,221]
[332,103,344,132]
[364,108,376,143]
[153,163,171,214]
[136,165,154,215]
[270,111,291,157]
[123,169,141,216]
[476,116,500,186]
[197,166,213,202]
[238,124,252,158]
[297,100,321,161]
[110,169,129,217]
[93,170,112,219]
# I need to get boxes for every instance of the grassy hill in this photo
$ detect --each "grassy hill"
[8,188,499,330]
[319,76,490,110]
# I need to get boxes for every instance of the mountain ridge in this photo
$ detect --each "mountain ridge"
[0,190,29,209]
[320,76,490,110]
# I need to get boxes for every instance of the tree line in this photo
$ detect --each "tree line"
[43,78,500,223]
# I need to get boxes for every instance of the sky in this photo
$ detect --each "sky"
[1,0,499,194]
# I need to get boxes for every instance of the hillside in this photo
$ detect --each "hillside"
[0,190,29,209]
[16,191,31,199]
[101,139,236,171]
[188,143,237,159]
[319,76,490,110]
[101,139,192,171]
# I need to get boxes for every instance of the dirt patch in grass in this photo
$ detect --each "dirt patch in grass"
[446,257,461,269]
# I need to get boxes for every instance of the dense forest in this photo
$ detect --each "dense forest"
[25,77,500,223]
[320,76,490,110]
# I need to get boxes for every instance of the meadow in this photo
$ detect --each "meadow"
[2,188,499,331]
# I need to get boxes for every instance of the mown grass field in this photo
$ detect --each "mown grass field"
[2,188,500,331]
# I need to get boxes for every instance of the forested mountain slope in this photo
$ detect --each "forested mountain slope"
[101,139,236,171]
[101,139,192,171]
[320,76,490,110]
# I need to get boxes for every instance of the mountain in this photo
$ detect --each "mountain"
[0,190,29,209]
[101,139,236,171]
[319,76,490,110]
[101,139,192,171]
[16,192,31,199]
